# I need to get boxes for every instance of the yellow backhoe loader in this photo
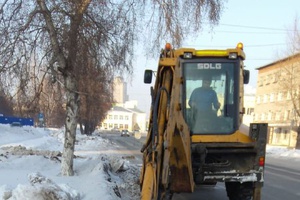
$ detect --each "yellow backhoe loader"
[140,43,268,200]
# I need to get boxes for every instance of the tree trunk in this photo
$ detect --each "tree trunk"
[61,75,79,176]
[79,122,84,135]
[296,126,300,149]
[84,121,96,135]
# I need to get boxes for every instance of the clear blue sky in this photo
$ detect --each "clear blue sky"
[127,0,300,114]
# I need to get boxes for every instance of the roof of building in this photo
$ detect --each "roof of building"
[110,106,131,113]
[256,52,300,70]
[109,106,145,114]
[126,107,145,113]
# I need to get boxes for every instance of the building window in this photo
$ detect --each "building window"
[267,112,272,121]
[263,94,268,103]
[265,75,270,85]
[114,115,118,120]
[247,108,254,115]
[284,110,290,120]
[109,115,112,120]
[255,113,259,121]
[270,93,275,102]
[276,127,282,134]
[109,123,113,129]
[273,72,279,83]
[125,116,129,120]
[120,124,123,129]
[271,74,275,83]
[258,77,264,87]
[256,96,261,104]
[119,115,123,120]
[275,112,281,121]
[287,91,291,100]
[125,124,128,129]
[261,113,265,121]
[283,129,288,140]
[295,89,299,98]
[277,92,283,101]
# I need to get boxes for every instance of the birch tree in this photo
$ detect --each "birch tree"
[277,17,300,149]
[0,0,224,175]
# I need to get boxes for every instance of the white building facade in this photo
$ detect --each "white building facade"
[101,106,133,131]
[100,106,147,132]
[243,93,255,126]
[100,77,147,132]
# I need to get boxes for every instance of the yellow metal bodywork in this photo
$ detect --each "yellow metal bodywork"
[173,47,245,60]
[192,130,254,143]
[140,44,251,200]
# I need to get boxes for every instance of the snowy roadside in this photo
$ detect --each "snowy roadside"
[266,145,300,158]
[0,125,140,200]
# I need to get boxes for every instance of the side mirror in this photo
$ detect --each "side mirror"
[144,69,153,84]
[243,70,250,84]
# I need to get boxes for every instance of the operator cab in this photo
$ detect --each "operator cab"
[182,59,247,135]
[143,43,249,135]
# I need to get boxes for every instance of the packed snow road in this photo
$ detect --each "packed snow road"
[95,131,145,165]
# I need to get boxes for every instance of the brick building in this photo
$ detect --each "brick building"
[255,53,300,147]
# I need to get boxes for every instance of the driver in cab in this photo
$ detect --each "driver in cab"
[188,76,220,132]
[189,77,220,112]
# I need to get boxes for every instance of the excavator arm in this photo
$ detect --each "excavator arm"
[140,48,194,199]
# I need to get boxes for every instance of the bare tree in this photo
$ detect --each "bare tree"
[0,0,224,176]
[77,53,113,135]
[39,76,65,127]
[0,91,13,116]
[276,56,300,149]
[276,17,300,149]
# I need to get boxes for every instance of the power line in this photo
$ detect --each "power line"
[247,58,275,61]
[246,43,288,47]
[217,23,296,32]
[183,43,289,48]
[211,30,286,35]
[203,22,299,32]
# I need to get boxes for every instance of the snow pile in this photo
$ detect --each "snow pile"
[9,172,81,200]
[266,145,300,158]
[0,124,140,200]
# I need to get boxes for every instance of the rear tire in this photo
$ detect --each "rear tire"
[203,181,217,186]
[158,188,173,200]
[225,182,254,200]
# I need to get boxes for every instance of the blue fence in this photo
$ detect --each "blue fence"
[0,116,34,126]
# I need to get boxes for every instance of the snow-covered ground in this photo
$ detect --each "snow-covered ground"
[0,124,140,200]
[0,124,300,200]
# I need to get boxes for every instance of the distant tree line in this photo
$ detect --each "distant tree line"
[0,56,113,132]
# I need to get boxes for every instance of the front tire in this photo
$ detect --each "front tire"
[225,182,255,200]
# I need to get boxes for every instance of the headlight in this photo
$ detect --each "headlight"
[183,52,193,58]
[229,53,237,59]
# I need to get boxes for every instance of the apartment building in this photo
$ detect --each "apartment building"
[113,76,128,104]
[101,106,133,130]
[255,53,300,147]
[100,104,147,132]
[100,77,147,132]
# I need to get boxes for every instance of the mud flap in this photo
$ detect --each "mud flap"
[253,186,261,200]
